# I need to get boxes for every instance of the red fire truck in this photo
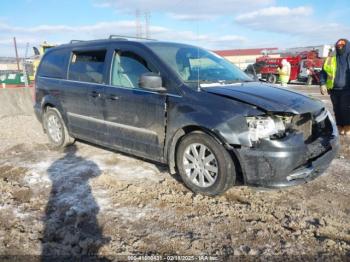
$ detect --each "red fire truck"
[255,50,325,85]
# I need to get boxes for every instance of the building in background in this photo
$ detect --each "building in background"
[277,45,332,58]
[0,57,22,71]
[214,48,279,69]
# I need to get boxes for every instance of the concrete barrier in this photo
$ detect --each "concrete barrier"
[0,88,34,117]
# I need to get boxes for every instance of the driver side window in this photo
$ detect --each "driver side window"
[111,51,156,88]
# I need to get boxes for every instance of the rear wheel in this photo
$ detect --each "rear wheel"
[176,132,235,196]
[43,107,75,149]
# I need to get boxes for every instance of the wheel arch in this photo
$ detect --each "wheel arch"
[41,96,68,131]
[267,73,278,84]
[167,125,245,184]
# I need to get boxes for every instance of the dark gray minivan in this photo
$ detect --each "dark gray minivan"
[34,37,339,195]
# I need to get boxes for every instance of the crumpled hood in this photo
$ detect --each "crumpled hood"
[204,82,324,114]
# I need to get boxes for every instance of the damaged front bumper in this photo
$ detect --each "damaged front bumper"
[236,113,340,188]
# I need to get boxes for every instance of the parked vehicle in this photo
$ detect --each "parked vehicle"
[256,51,324,85]
[34,37,339,195]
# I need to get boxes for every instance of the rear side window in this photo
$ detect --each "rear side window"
[38,49,68,79]
[68,50,106,84]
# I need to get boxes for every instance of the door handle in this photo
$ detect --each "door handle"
[89,91,101,98]
[107,94,119,100]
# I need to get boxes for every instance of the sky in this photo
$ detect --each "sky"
[0,0,349,57]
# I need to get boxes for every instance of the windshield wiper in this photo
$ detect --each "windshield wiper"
[222,79,254,84]
[185,80,214,83]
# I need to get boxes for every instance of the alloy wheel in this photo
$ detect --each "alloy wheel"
[183,143,218,188]
[47,114,63,144]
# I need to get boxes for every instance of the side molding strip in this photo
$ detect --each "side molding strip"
[67,112,157,136]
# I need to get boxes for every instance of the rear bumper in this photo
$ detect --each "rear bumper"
[236,115,340,188]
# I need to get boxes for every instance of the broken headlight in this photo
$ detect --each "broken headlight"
[246,116,286,142]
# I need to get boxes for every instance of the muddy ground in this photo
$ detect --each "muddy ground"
[0,87,350,261]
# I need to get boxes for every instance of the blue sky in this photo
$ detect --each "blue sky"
[0,0,349,57]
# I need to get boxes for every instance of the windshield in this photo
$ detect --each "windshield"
[145,42,252,86]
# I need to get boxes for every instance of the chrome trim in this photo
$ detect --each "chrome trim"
[327,111,339,137]
[67,112,157,136]
[286,166,314,181]
[315,109,328,123]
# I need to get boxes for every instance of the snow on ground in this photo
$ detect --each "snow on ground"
[0,86,349,259]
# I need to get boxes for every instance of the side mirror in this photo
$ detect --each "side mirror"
[139,73,166,92]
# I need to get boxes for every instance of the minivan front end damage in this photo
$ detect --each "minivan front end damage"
[235,109,339,188]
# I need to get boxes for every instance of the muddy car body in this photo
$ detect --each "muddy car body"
[34,38,339,195]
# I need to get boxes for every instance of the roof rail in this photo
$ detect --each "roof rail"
[108,35,157,41]
[70,40,85,44]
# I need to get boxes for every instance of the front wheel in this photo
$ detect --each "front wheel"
[176,132,236,196]
[43,107,75,149]
[267,74,277,84]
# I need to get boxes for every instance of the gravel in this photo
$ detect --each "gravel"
[0,95,349,260]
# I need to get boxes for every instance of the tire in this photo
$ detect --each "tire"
[267,74,277,84]
[176,132,236,196]
[306,76,313,86]
[43,107,75,149]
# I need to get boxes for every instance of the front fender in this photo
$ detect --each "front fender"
[165,116,253,174]
[212,115,252,147]
[164,90,263,172]
[167,103,255,148]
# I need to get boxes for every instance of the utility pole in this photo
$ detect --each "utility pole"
[144,11,150,39]
[135,9,142,38]
[22,43,29,88]
[13,37,20,71]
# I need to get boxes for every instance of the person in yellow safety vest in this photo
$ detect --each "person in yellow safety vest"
[320,38,350,136]
[320,48,335,95]
[277,59,291,87]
